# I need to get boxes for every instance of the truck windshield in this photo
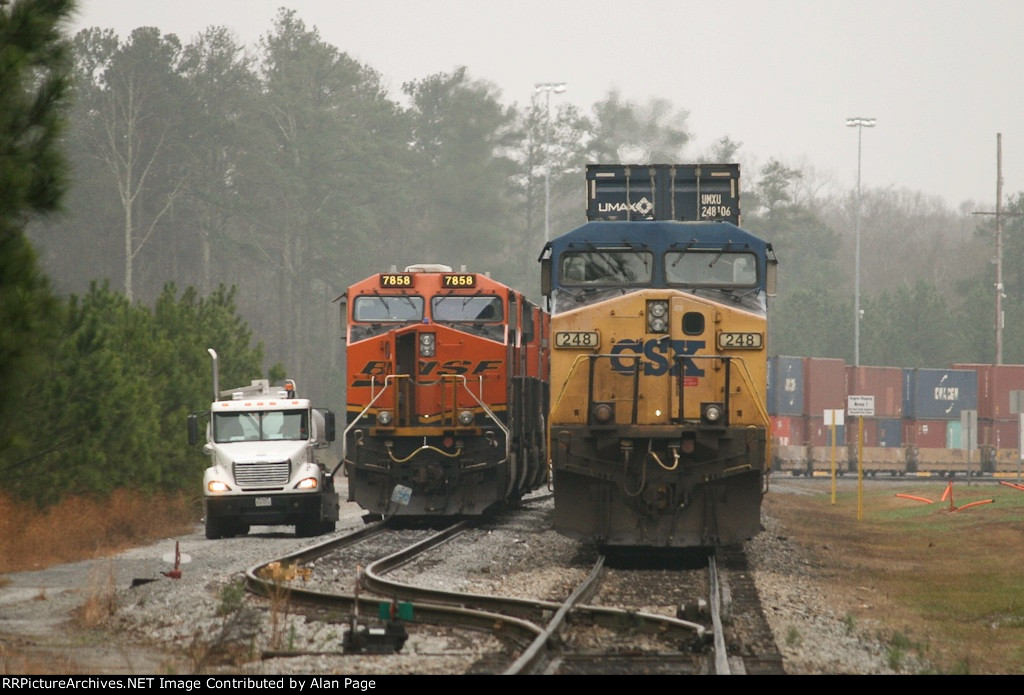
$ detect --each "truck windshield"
[214,410,309,443]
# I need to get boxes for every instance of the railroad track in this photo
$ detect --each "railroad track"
[245,496,784,674]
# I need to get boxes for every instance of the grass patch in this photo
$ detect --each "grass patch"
[0,490,198,574]
[766,479,1024,674]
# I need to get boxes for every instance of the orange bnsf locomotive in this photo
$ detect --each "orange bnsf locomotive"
[338,264,549,519]
[540,164,777,549]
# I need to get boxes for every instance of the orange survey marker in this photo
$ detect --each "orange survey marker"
[897,481,993,512]
[895,494,934,504]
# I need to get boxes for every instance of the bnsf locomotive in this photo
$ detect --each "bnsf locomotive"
[540,164,777,548]
[338,264,549,519]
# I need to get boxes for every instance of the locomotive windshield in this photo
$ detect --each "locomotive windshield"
[214,410,308,443]
[559,249,652,286]
[431,295,503,322]
[665,250,758,287]
[432,294,505,342]
[665,250,765,313]
[352,295,424,322]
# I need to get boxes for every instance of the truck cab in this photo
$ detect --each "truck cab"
[188,378,338,539]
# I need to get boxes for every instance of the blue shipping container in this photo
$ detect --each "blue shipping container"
[902,368,978,420]
[767,356,804,416]
[878,418,902,447]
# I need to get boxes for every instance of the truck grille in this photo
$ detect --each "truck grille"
[233,460,291,487]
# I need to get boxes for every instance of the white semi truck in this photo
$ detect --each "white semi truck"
[187,349,339,539]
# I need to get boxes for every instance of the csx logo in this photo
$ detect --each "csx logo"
[609,339,706,377]
[351,360,500,387]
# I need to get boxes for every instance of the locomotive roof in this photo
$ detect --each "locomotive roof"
[543,220,772,257]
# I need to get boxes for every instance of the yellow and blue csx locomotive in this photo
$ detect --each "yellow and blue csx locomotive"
[539,164,777,549]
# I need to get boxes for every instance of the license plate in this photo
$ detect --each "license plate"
[255,497,272,507]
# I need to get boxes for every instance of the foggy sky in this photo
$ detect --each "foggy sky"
[69,0,1023,210]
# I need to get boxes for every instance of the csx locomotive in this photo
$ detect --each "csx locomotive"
[540,164,777,548]
[338,264,549,518]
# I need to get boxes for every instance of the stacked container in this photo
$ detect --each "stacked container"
[953,363,1024,473]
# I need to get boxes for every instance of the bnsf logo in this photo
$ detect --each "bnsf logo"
[351,360,501,387]
[609,339,706,377]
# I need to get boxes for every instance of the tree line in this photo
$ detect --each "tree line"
[4,1,1022,504]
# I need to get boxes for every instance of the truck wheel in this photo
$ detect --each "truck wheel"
[295,513,320,538]
[205,514,225,540]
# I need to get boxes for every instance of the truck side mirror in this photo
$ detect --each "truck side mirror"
[324,410,336,442]
[187,414,199,446]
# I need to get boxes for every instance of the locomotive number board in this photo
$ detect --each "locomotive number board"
[717,332,763,349]
[554,331,600,349]
[442,274,476,287]
[379,273,413,287]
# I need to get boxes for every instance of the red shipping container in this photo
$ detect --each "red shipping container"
[846,366,903,418]
[803,357,847,416]
[844,417,879,448]
[806,416,845,447]
[979,419,1021,450]
[770,415,806,447]
[903,420,947,448]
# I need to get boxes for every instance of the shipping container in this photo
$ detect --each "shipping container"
[903,419,948,448]
[806,416,845,447]
[902,368,977,420]
[803,357,847,416]
[877,418,902,447]
[844,417,878,447]
[769,415,806,446]
[979,419,1021,450]
[767,356,804,416]
[846,366,903,418]
[952,363,1024,420]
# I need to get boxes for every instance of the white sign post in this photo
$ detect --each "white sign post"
[824,409,845,504]
[847,395,874,520]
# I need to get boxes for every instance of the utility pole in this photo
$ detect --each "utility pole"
[846,117,876,366]
[534,82,566,242]
[973,134,1021,365]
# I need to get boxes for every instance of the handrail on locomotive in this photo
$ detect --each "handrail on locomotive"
[334,372,511,477]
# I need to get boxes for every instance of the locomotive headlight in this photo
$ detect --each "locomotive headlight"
[646,300,669,334]
[701,402,724,424]
[419,332,435,357]
[457,409,475,426]
[590,402,615,425]
[376,410,394,426]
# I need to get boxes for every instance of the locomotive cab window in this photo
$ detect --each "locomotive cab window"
[353,295,424,322]
[664,250,758,287]
[431,295,504,322]
[559,249,652,286]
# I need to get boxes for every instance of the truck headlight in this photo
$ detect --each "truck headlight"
[207,480,231,493]
[295,477,318,490]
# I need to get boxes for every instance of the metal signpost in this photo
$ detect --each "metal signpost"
[1011,390,1024,483]
[824,408,845,505]
[961,409,977,485]
[847,395,875,519]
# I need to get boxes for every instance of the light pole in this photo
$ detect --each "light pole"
[535,82,566,241]
[846,117,876,367]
